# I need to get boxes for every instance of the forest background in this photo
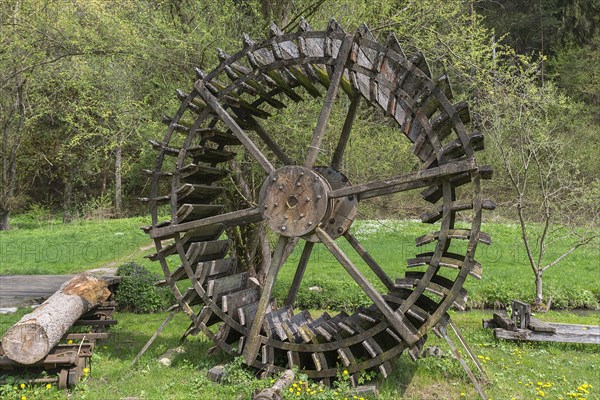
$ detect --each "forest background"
[1,0,598,284]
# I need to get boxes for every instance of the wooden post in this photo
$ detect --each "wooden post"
[1,273,111,364]
[253,369,295,400]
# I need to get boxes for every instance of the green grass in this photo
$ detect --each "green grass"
[1,217,598,398]
[1,310,598,399]
[0,216,153,275]
[273,220,600,310]
[1,217,597,308]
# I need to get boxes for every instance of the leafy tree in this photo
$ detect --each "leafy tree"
[481,63,599,307]
[549,35,600,117]
[0,0,46,229]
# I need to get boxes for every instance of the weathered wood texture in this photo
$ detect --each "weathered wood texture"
[493,324,599,345]
[483,301,596,345]
[1,273,111,364]
[492,313,516,331]
[253,369,295,400]
[143,19,491,382]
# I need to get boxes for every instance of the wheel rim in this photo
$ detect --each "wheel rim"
[143,19,493,383]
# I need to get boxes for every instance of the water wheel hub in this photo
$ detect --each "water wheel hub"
[259,166,330,237]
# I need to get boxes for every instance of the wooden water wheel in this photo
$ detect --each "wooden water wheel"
[143,19,493,383]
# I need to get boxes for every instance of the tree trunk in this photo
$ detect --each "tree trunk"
[114,145,122,216]
[63,165,74,223]
[0,5,26,232]
[260,0,292,28]
[1,273,111,364]
[534,270,543,307]
[0,210,9,231]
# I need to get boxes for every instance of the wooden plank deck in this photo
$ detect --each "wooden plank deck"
[494,323,600,345]
[0,272,119,311]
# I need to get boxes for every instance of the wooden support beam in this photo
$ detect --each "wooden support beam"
[285,241,314,307]
[248,116,293,166]
[196,82,275,173]
[150,207,262,239]
[305,34,354,168]
[330,158,477,200]
[131,310,177,367]
[315,227,419,346]
[437,325,488,400]
[331,94,361,170]
[243,235,292,364]
[344,232,395,291]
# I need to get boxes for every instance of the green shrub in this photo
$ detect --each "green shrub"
[276,280,373,312]
[115,262,174,313]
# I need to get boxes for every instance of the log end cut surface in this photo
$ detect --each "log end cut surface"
[2,320,50,365]
[63,274,111,305]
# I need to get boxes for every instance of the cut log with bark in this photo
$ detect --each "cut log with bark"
[253,369,295,400]
[1,273,111,364]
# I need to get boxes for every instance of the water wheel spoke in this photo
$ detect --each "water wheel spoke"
[150,207,262,239]
[343,232,395,291]
[329,158,477,200]
[247,116,294,166]
[331,94,361,170]
[243,235,294,364]
[196,82,275,174]
[304,34,355,169]
[315,227,419,346]
[285,241,315,307]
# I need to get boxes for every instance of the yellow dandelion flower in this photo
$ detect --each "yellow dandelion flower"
[67,339,73,344]
[485,356,490,361]
[537,390,545,397]
[46,383,52,389]
[21,396,26,400]
[343,369,349,375]
[461,393,466,397]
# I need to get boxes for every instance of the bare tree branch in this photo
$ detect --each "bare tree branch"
[542,235,600,272]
